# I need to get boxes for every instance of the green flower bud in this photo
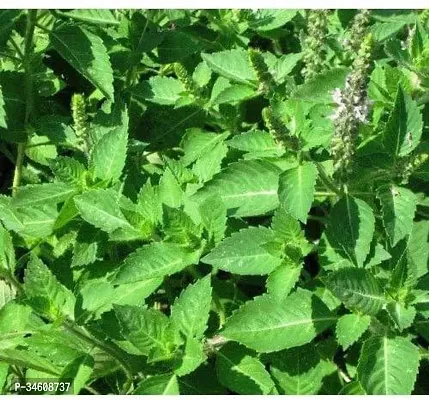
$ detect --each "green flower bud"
[345,10,371,54]
[302,10,330,79]
[248,49,275,94]
[174,62,198,95]
[262,107,299,151]
[71,93,90,155]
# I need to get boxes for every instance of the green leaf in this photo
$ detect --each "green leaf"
[268,343,331,395]
[226,130,283,159]
[192,141,228,183]
[377,184,417,246]
[291,68,349,103]
[114,304,172,357]
[74,189,132,233]
[0,223,15,273]
[249,9,297,31]
[50,25,114,100]
[198,195,227,245]
[170,276,212,339]
[91,107,129,183]
[193,160,281,218]
[272,53,302,83]
[211,84,256,105]
[324,268,385,315]
[158,31,202,63]
[386,302,416,331]
[174,337,206,377]
[132,76,185,106]
[134,374,179,395]
[266,260,302,301]
[0,302,32,350]
[336,314,371,350]
[114,242,196,284]
[50,156,86,186]
[383,85,423,158]
[325,195,375,268]
[59,354,94,394]
[202,49,257,85]
[59,9,119,25]
[357,336,420,394]
[202,226,282,275]
[0,280,16,309]
[216,342,275,395]
[24,255,75,319]
[222,289,334,353]
[12,183,77,208]
[180,129,228,166]
[158,168,184,208]
[0,85,6,129]
[409,221,429,277]
[278,162,318,223]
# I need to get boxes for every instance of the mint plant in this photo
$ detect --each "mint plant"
[0,9,428,395]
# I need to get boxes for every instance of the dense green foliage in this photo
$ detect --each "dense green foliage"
[0,9,429,395]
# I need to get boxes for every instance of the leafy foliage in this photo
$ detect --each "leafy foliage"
[0,8,428,395]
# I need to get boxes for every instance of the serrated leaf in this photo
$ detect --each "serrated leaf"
[170,276,212,339]
[0,224,14,273]
[222,289,334,353]
[386,302,416,332]
[180,129,228,166]
[50,156,86,186]
[114,304,172,357]
[132,76,184,105]
[0,280,16,309]
[74,189,132,233]
[50,25,114,100]
[158,168,184,208]
[202,49,257,85]
[198,195,227,245]
[409,221,429,277]
[336,314,371,350]
[24,255,75,319]
[291,67,348,103]
[59,354,94,395]
[325,195,375,268]
[174,337,206,377]
[324,268,385,315]
[383,85,423,158]
[216,342,275,395]
[202,226,282,275]
[268,343,330,394]
[249,9,297,31]
[266,261,302,301]
[114,242,196,284]
[91,107,128,183]
[134,374,179,395]
[377,184,417,246]
[59,9,118,25]
[211,84,256,105]
[278,162,318,223]
[357,336,420,394]
[12,183,77,208]
[272,53,302,83]
[226,130,283,159]
[192,141,228,183]
[193,159,281,218]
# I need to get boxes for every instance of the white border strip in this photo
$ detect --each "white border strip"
[6,395,429,399]
[0,1,428,9]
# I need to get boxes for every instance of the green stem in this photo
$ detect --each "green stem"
[12,10,37,196]
[62,322,133,393]
[315,162,343,196]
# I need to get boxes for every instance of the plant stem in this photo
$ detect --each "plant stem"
[12,10,37,196]
[62,322,134,393]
